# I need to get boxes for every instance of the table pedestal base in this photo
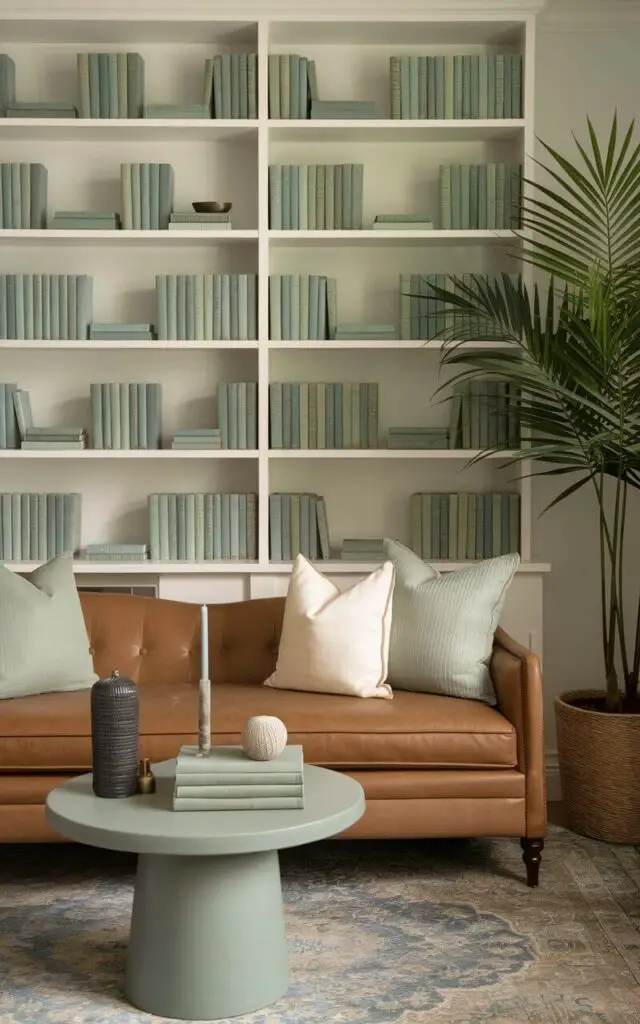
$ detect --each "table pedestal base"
[125,849,289,1021]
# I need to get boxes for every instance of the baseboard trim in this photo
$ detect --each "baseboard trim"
[545,751,561,802]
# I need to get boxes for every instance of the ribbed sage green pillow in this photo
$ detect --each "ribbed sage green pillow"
[0,554,97,699]
[383,539,519,704]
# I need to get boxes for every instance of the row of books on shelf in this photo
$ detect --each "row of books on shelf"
[450,380,521,449]
[390,54,522,121]
[148,493,258,561]
[440,163,522,230]
[173,745,304,812]
[0,492,80,562]
[269,274,337,341]
[0,384,19,448]
[0,163,48,229]
[269,382,379,450]
[267,54,316,119]
[77,53,145,119]
[203,54,259,120]
[269,493,330,562]
[90,383,162,450]
[120,163,174,230]
[0,274,93,341]
[269,164,364,230]
[217,382,258,450]
[399,273,518,341]
[410,491,520,561]
[155,274,258,342]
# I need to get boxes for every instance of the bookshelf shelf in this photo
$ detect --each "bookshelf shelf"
[268,118,526,143]
[267,340,512,350]
[5,560,551,576]
[0,229,259,246]
[268,230,517,248]
[0,340,260,350]
[0,450,258,460]
[0,118,259,143]
[269,449,517,460]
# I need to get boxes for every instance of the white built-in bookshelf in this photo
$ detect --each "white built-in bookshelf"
[0,7,549,646]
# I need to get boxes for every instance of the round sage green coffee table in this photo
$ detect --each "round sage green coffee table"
[46,760,364,1022]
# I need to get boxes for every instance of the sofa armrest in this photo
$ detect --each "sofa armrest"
[491,627,546,837]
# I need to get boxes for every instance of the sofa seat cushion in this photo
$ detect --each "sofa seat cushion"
[0,681,517,771]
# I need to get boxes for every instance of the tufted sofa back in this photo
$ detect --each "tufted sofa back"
[79,591,286,687]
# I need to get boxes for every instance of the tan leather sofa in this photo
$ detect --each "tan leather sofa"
[0,591,547,885]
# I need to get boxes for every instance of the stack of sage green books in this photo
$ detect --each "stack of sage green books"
[268,163,364,229]
[269,382,379,450]
[410,491,521,561]
[267,54,316,118]
[0,55,15,117]
[168,212,231,232]
[173,746,304,811]
[388,426,449,450]
[155,274,257,341]
[205,54,258,119]
[269,274,337,340]
[0,383,19,448]
[390,54,522,120]
[77,52,144,118]
[0,163,47,228]
[90,383,162,449]
[269,493,330,562]
[341,538,385,562]
[7,101,77,118]
[171,429,221,450]
[450,380,521,449]
[216,382,258,449]
[12,388,86,449]
[0,273,93,340]
[333,323,396,341]
[0,492,81,561]
[120,163,174,229]
[373,213,433,231]
[400,272,518,341]
[148,493,258,561]
[89,322,154,341]
[310,99,376,119]
[83,543,148,562]
[51,211,120,231]
[439,163,522,230]
[145,103,208,119]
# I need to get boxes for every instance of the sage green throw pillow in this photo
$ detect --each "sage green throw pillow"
[0,554,97,699]
[383,539,519,704]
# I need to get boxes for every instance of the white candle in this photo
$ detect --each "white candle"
[200,604,209,682]
[198,605,211,756]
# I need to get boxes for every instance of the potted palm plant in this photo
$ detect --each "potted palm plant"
[423,115,640,843]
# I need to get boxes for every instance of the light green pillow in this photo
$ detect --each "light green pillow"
[0,554,97,699]
[383,539,519,704]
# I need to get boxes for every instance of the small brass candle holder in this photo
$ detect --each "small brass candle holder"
[137,758,156,795]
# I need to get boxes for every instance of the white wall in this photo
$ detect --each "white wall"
[534,14,640,781]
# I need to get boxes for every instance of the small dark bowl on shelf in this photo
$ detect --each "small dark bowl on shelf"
[192,201,232,214]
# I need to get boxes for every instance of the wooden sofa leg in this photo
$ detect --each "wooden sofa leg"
[520,837,544,887]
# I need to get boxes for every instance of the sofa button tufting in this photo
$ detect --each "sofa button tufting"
[89,646,95,656]
[139,647,147,656]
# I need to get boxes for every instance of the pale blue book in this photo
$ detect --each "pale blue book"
[185,275,195,340]
[204,274,214,339]
[213,275,222,339]
[228,382,239,449]
[149,163,160,230]
[238,274,248,341]
[221,275,231,340]
[148,495,160,559]
[221,54,232,118]
[269,383,283,448]
[158,164,173,230]
[218,382,229,447]
[230,274,239,340]
[230,54,240,119]
[269,274,281,340]
[290,275,300,341]
[269,165,282,229]
[282,275,291,341]
[282,383,292,448]
[352,164,363,229]
[176,493,187,559]
[291,384,300,449]
[308,164,317,230]
[229,493,240,558]
[185,492,196,560]
[281,494,291,560]
[168,494,178,560]
[239,54,249,119]
[131,162,141,229]
[308,276,319,339]
[237,382,247,449]
[434,56,445,119]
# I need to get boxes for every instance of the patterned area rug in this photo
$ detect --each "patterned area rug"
[1,826,640,1024]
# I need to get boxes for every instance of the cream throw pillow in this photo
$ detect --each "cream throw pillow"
[264,554,395,699]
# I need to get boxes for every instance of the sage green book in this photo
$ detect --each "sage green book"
[10,162,20,229]
[317,383,326,448]
[238,493,247,558]
[333,163,342,229]
[108,53,118,117]
[400,56,410,118]
[185,492,196,560]
[341,163,352,229]
[390,57,401,118]
[137,382,147,449]
[269,493,282,560]
[461,164,470,228]
[451,165,461,229]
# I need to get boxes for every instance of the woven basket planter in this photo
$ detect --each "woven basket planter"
[555,689,640,843]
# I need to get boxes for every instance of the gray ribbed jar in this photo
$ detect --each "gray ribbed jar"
[91,670,139,798]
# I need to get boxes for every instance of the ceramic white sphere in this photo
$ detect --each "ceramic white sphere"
[242,715,288,761]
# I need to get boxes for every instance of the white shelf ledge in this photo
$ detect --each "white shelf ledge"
[269,118,526,143]
[0,118,258,142]
[5,560,551,576]
[0,229,258,245]
[0,340,259,350]
[269,449,516,460]
[0,449,257,459]
[268,340,512,350]
[268,229,517,247]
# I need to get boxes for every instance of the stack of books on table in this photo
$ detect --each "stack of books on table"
[217,382,258,449]
[0,383,19,448]
[373,213,433,231]
[439,163,522,230]
[171,428,222,450]
[90,382,162,449]
[120,163,174,230]
[0,56,16,117]
[267,54,316,118]
[148,492,258,561]
[269,274,337,341]
[77,52,144,118]
[388,426,449,449]
[82,542,149,561]
[333,322,396,342]
[268,163,364,229]
[22,426,87,450]
[89,322,154,341]
[0,163,48,228]
[51,211,120,231]
[0,492,81,561]
[155,274,257,342]
[310,100,376,119]
[269,493,330,561]
[173,745,305,811]
[0,274,94,341]
[341,538,385,562]
[410,491,521,560]
[389,54,522,120]
[168,212,231,231]
[7,102,77,119]
[269,382,379,450]
[145,103,209,119]
[204,54,258,119]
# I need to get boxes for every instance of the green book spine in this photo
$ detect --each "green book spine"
[448,493,458,560]
[440,166,452,230]
[87,54,100,118]
[131,162,141,229]
[202,493,213,560]
[127,53,145,119]
[503,55,512,122]
[451,164,461,230]
[158,164,173,230]
[324,164,335,230]
[185,492,196,559]
[317,383,326,449]
[137,382,148,449]
[495,56,505,118]
[418,56,427,119]
[1,165,11,228]
[299,493,310,556]
[247,273,257,341]
[308,495,318,559]
[367,383,378,449]
[157,493,169,560]
[107,53,118,117]
[326,277,337,340]
[308,276,319,340]
[281,383,291,448]
[444,55,454,119]
[140,163,150,230]
[213,275,222,339]
[496,163,506,229]
[247,382,257,449]
[279,55,290,119]
[10,163,20,229]
[290,493,300,557]
[119,382,129,448]
[109,382,120,448]
[352,164,363,229]
[184,275,195,340]
[59,275,68,339]
[129,382,139,448]
[238,493,248,558]
[269,494,282,560]
[469,164,479,229]
[100,383,110,448]
[410,493,422,556]
[290,274,300,341]
[333,163,342,229]
[221,54,232,118]
[487,56,496,118]
[211,56,223,118]
[307,163,317,229]
[218,382,229,448]
[461,164,470,228]
[221,493,232,559]
[478,54,488,119]
[511,55,522,117]
[211,493,221,559]
[315,164,325,230]
[483,492,492,559]
[434,56,445,119]
[341,164,352,229]
[486,164,497,229]
[317,278,327,340]
[268,55,280,118]
[175,275,186,340]
[453,56,463,118]
[470,55,480,119]
[148,162,159,230]
[417,494,429,560]
[298,381,309,449]
[168,494,178,560]
[358,382,367,450]
[19,163,30,227]
[228,383,239,449]
[66,275,76,341]
[511,165,522,228]
[342,381,352,449]
[269,165,282,229]
[431,494,441,559]
[149,495,160,559]
[29,493,39,560]
[237,382,247,449]
[400,56,410,119]
[98,53,109,117]
[477,164,488,229]
[325,383,334,448]
[20,492,30,559]
[269,274,281,340]
[289,55,300,119]
[440,494,449,558]
[333,383,343,448]
[238,274,248,341]
[308,383,317,449]
[116,52,128,117]
[230,54,240,119]
[409,56,419,119]
[315,497,330,559]
[492,493,502,557]
[165,275,177,340]
[281,275,291,340]
[230,274,239,340]
[23,275,33,341]
[78,53,91,117]
[121,163,133,229]
[281,165,291,230]
[176,493,187,559]
[390,57,401,119]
